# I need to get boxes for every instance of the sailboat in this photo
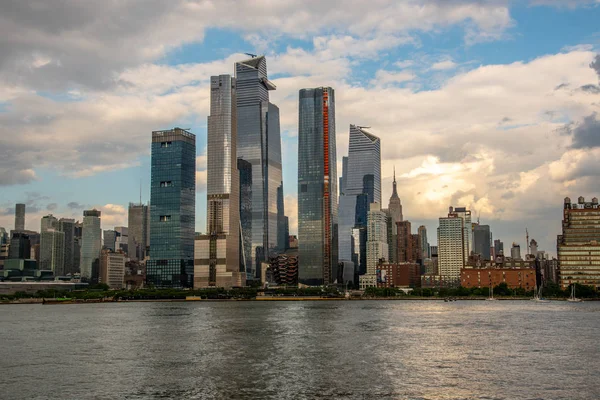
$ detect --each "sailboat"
[485,284,498,301]
[567,285,583,303]
[532,284,549,303]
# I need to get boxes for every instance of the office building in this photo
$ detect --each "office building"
[114,226,128,254]
[14,203,25,231]
[40,229,65,275]
[104,230,117,251]
[397,220,413,263]
[438,207,471,279]
[8,231,31,260]
[418,225,429,259]
[494,239,504,256]
[195,75,244,288]
[100,250,126,289]
[235,55,284,278]
[298,87,338,286]
[81,209,102,282]
[58,218,75,275]
[361,203,388,288]
[128,203,149,261]
[147,128,196,288]
[338,125,382,261]
[473,224,491,260]
[40,215,58,233]
[558,196,600,289]
[277,185,289,252]
[511,243,522,260]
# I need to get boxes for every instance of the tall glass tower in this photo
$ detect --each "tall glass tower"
[298,87,338,286]
[147,128,196,288]
[338,125,381,262]
[81,209,101,282]
[194,75,244,288]
[235,55,284,278]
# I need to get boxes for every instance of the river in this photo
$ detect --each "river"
[1,300,598,399]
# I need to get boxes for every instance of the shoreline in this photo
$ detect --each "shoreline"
[2,296,597,305]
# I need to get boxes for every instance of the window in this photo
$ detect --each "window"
[161,141,172,148]
[160,215,171,222]
[160,181,173,187]
[300,184,308,193]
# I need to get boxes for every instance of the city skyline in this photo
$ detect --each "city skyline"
[1,2,600,256]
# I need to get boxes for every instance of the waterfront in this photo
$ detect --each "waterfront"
[1,301,599,399]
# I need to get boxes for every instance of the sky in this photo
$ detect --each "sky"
[1,0,600,256]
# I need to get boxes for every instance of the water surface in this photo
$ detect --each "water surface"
[1,300,598,399]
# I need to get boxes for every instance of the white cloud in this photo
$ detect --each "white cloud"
[431,60,458,71]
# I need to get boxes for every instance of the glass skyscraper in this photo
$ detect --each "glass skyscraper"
[81,209,101,282]
[14,203,25,231]
[298,87,338,285]
[195,75,244,288]
[147,128,196,288]
[338,125,381,263]
[235,56,284,278]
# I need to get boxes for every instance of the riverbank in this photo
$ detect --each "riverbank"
[3,296,597,305]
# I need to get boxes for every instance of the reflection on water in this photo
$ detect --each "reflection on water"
[1,301,599,399]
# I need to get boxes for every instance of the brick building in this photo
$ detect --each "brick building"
[377,262,420,288]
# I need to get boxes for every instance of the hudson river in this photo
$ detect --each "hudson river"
[1,301,599,399]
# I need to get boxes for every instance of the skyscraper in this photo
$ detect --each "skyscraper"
[338,125,381,262]
[195,75,244,288]
[81,209,102,282]
[147,128,196,288]
[14,203,25,231]
[494,239,504,257]
[360,202,388,289]
[418,225,429,259]
[40,215,58,232]
[438,207,470,279]
[40,229,65,274]
[238,158,252,275]
[558,196,600,289]
[235,55,284,278]
[387,169,403,263]
[473,224,491,260]
[511,243,522,260]
[128,202,149,261]
[397,221,413,262]
[103,229,117,251]
[58,218,75,275]
[298,87,338,285]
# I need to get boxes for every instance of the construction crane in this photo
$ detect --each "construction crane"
[357,125,371,130]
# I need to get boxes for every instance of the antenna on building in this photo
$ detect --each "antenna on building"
[140,179,142,205]
[526,228,530,255]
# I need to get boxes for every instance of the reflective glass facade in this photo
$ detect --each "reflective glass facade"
[147,128,196,288]
[298,87,338,285]
[235,56,284,278]
[195,75,244,288]
[81,209,101,281]
[128,203,149,261]
[338,126,381,262]
[473,224,491,260]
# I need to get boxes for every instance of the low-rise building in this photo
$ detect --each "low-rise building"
[461,265,535,290]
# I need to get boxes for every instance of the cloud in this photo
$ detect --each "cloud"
[371,70,416,86]
[67,202,86,210]
[284,194,298,235]
[569,113,600,148]
[431,60,458,71]
[46,203,57,211]
[591,54,600,78]
[580,84,600,94]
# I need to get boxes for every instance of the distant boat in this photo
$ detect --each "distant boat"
[486,285,498,301]
[531,285,549,303]
[567,285,583,303]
